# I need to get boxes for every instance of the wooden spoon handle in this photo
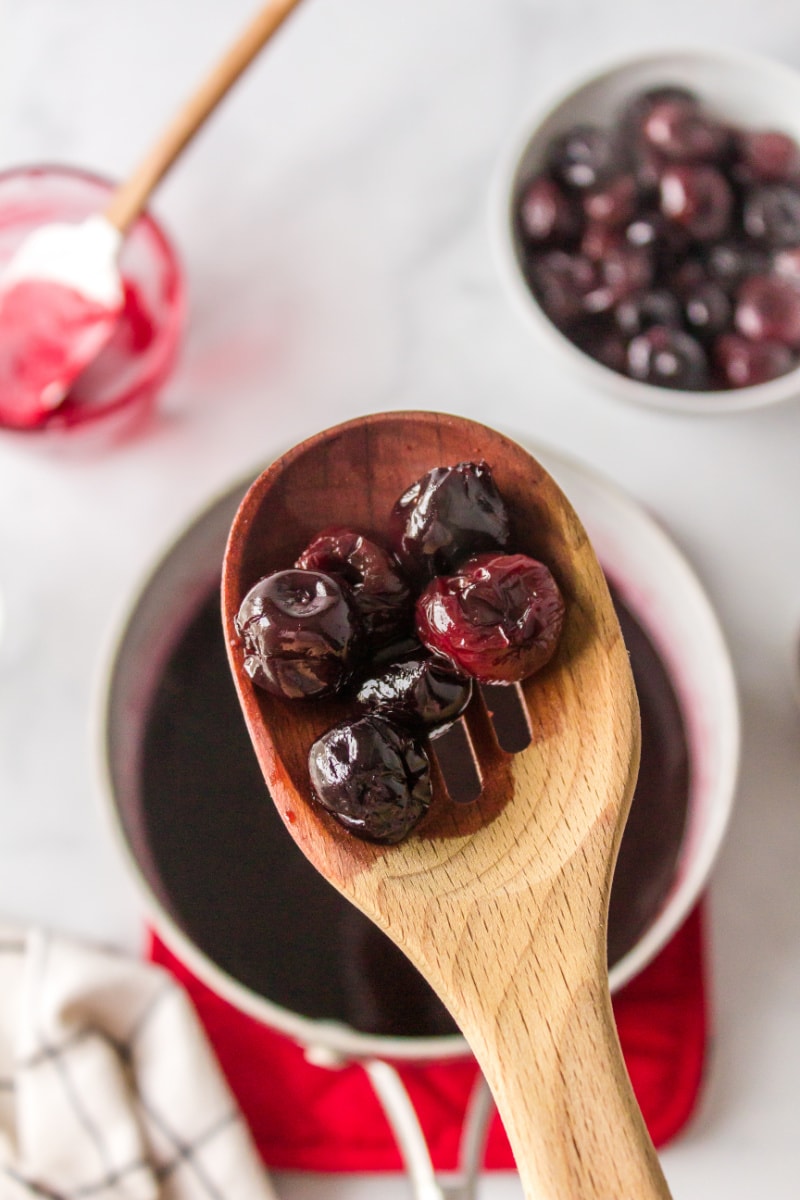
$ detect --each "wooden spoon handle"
[474,978,673,1199]
[104,0,303,233]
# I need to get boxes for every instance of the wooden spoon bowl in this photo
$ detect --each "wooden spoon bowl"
[222,410,672,1199]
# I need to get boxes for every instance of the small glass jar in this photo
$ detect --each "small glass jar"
[0,164,185,433]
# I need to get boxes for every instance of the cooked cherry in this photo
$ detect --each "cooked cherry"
[415,553,564,684]
[734,274,800,345]
[735,131,800,184]
[642,98,727,162]
[528,249,599,324]
[583,175,638,226]
[583,244,654,314]
[618,84,699,145]
[391,461,511,581]
[714,333,794,387]
[308,716,431,844]
[683,280,732,339]
[574,319,628,372]
[357,653,472,729]
[296,527,411,650]
[742,184,800,248]
[625,211,692,269]
[704,239,770,290]
[518,175,581,245]
[615,289,682,337]
[626,325,709,390]
[581,222,623,261]
[660,164,733,241]
[235,569,362,699]
[547,124,619,191]
[773,245,800,283]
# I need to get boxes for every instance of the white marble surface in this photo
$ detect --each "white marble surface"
[1,0,799,1196]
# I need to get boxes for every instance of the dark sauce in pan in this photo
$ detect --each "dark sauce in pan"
[140,580,689,1038]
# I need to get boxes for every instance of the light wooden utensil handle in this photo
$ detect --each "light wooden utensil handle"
[465,947,673,1198]
[104,0,304,233]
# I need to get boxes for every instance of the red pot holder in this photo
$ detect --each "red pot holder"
[148,901,708,1173]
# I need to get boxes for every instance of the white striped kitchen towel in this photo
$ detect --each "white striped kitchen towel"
[0,925,276,1200]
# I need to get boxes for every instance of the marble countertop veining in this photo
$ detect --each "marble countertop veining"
[1,1,799,1196]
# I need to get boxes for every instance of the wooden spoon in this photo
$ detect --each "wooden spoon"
[221,410,673,1200]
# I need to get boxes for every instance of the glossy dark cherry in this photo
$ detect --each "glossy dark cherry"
[626,325,709,390]
[518,176,580,244]
[356,653,472,729]
[659,164,733,241]
[583,244,654,314]
[235,569,362,699]
[390,460,510,581]
[296,527,411,650]
[581,222,624,262]
[547,124,619,190]
[583,175,638,226]
[529,249,600,324]
[415,552,565,684]
[641,97,727,162]
[736,131,800,184]
[734,275,800,345]
[714,333,794,388]
[308,715,431,844]
[614,288,682,338]
[743,184,800,248]
[773,246,800,283]
[682,280,732,340]
[618,84,699,145]
[703,239,770,290]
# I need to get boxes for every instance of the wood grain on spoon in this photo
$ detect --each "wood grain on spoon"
[222,410,672,1200]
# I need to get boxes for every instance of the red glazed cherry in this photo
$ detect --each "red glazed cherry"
[581,223,623,262]
[682,280,732,340]
[583,244,654,314]
[736,131,800,184]
[714,333,794,388]
[742,184,800,248]
[296,527,411,649]
[734,275,800,346]
[391,461,510,581]
[704,239,770,290]
[415,552,565,684]
[618,84,700,145]
[529,250,600,324]
[583,175,638,227]
[356,653,472,729]
[235,568,362,699]
[626,325,709,390]
[308,715,431,843]
[642,98,727,162]
[773,245,800,283]
[547,124,618,191]
[659,165,733,241]
[518,176,580,245]
[615,289,683,338]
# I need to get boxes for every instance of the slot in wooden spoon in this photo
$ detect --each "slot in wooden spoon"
[221,411,672,1200]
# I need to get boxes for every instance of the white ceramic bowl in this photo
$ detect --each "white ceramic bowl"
[96,440,740,1064]
[491,47,800,415]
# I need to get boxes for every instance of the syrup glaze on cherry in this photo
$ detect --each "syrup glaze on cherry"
[516,84,800,391]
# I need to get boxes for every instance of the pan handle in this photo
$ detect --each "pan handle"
[363,1059,494,1200]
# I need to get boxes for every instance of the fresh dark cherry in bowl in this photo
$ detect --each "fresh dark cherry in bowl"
[515,83,800,393]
